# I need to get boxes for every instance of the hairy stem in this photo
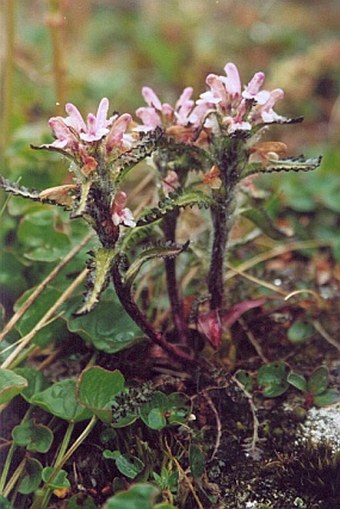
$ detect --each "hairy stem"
[208,196,231,310]
[111,261,196,364]
[162,212,187,342]
[207,138,243,310]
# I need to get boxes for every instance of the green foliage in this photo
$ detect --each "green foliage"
[136,189,211,227]
[139,392,191,430]
[0,368,28,404]
[257,362,289,398]
[31,378,93,422]
[287,367,339,407]
[103,450,145,479]
[103,483,165,509]
[17,208,71,262]
[235,370,254,392]
[41,467,70,490]
[76,248,116,315]
[66,494,97,509]
[77,366,125,423]
[152,467,178,493]
[65,289,143,353]
[14,368,49,403]
[17,458,42,495]
[287,320,316,344]
[0,495,14,508]
[12,420,53,453]
[124,241,189,288]
[14,286,68,347]
[189,444,205,479]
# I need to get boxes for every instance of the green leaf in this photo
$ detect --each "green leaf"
[77,366,125,423]
[287,320,315,344]
[313,389,339,407]
[103,483,160,509]
[0,495,15,508]
[112,414,139,428]
[257,362,289,398]
[76,248,116,315]
[235,370,253,392]
[66,289,143,354]
[15,286,68,347]
[17,458,42,494]
[147,408,167,430]
[12,420,53,453]
[154,504,178,509]
[114,453,145,479]
[17,208,70,261]
[241,207,286,240]
[189,444,205,479]
[307,367,329,395]
[124,241,189,288]
[137,189,211,227]
[66,494,97,509]
[71,180,92,218]
[31,379,93,422]
[42,467,70,490]
[139,392,190,430]
[14,368,49,403]
[287,372,308,393]
[0,368,28,404]
[243,155,322,178]
[139,392,168,430]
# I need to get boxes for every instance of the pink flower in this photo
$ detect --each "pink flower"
[198,62,287,134]
[43,99,133,160]
[135,86,206,139]
[64,98,111,142]
[162,170,180,196]
[111,191,136,228]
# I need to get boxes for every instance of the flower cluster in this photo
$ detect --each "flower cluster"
[39,62,289,230]
[45,98,134,159]
[135,62,288,138]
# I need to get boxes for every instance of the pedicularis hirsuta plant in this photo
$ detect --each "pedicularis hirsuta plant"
[0,62,324,508]
[0,62,321,361]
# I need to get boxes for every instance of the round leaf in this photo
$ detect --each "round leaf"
[31,379,93,422]
[313,389,339,407]
[307,366,329,395]
[189,444,205,479]
[14,368,49,403]
[0,368,28,404]
[0,495,14,508]
[42,467,70,490]
[103,483,159,509]
[12,420,53,453]
[66,494,97,509]
[287,372,308,393]
[257,362,289,398]
[65,291,143,354]
[287,320,315,344]
[18,458,42,494]
[114,453,145,479]
[77,367,125,423]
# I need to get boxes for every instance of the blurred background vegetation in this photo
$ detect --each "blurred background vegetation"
[1,0,340,309]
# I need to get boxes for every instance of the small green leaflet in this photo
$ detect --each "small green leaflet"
[124,241,189,288]
[76,248,116,315]
[242,155,322,179]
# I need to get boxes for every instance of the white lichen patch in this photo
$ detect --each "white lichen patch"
[299,403,340,452]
